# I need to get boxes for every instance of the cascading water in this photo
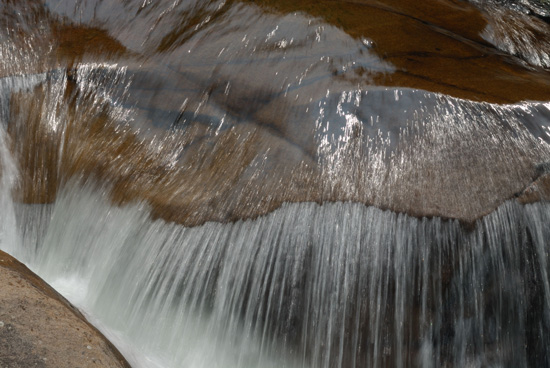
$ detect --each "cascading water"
[4,172,550,367]
[0,73,46,257]
[1,0,550,367]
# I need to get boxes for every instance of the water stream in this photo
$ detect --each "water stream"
[1,0,550,367]
[3,170,550,367]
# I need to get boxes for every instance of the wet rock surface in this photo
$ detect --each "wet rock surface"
[0,250,130,368]
[1,0,550,225]
[239,0,550,103]
[517,162,550,204]
[6,73,549,226]
[470,0,550,19]
[1,2,550,366]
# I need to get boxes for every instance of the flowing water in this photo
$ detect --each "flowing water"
[4,182,550,368]
[1,0,550,367]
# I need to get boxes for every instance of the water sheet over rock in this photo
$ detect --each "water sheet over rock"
[1,0,550,367]
[4,185,550,368]
[2,0,550,224]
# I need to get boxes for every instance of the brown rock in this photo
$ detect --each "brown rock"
[0,250,130,368]
[4,65,548,226]
[0,0,129,79]
[237,0,550,103]
[517,164,550,204]
[3,0,550,227]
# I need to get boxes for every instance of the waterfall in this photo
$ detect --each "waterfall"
[0,74,47,257]
[1,180,549,367]
[1,55,550,368]
[2,0,550,367]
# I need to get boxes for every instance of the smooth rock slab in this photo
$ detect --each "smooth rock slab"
[0,250,130,368]
[3,0,550,227]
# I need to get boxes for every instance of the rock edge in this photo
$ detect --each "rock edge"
[0,250,131,368]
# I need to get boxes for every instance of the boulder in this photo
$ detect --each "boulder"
[0,250,130,368]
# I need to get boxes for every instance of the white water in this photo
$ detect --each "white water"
[0,74,46,257]
[1,67,550,367]
[1,2,550,364]
[2,175,550,367]
[6,182,550,367]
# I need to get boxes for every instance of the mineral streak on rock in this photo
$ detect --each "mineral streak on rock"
[0,250,130,368]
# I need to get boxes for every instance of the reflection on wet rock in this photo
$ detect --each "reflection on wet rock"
[2,0,550,367]
[480,4,550,68]
[5,67,550,225]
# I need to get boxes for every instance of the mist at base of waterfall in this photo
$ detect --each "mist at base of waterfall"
[1,181,548,368]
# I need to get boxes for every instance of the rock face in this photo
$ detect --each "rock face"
[239,0,550,103]
[1,1,550,225]
[1,1,550,366]
[517,163,550,204]
[0,250,130,368]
